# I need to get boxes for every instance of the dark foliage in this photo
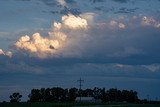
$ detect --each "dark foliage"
[9,92,22,103]
[28,87,139,103]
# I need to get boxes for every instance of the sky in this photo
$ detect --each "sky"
[0,0,160,101]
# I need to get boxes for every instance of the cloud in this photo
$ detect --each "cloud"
[41,62,160,79]
[14,33,60,58]
[0,49,12,57]
[10,14,160,62]
[62,14,88,29]
[116,64,124,68]
[109,20,126,29]
[80,12,97,24]
[14,14,88,58]
[141,16,160,28]
[57,0,66,6]
[142,64,160,72]
[0,8,159,65]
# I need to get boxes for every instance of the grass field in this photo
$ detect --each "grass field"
[0,102,160,107]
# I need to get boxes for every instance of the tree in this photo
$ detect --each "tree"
[40,88,46,102]
[83,89,94,97]
[104,88,139,103]
[9,92,22,103]
[105,88,122,102]
[27,87,139,103]
[28,89,41,102]
[68,88,78,101]
[44,88,52,102]
[121,90,138,103]
[93,87,104,100]
[50,87,66,102]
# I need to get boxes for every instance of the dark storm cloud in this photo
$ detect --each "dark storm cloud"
[1,53,160,80]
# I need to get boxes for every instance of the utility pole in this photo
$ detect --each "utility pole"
[77,78,84,102]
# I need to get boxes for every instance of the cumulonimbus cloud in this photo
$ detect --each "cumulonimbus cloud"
[2,13,160,59]
[14,14,88,58]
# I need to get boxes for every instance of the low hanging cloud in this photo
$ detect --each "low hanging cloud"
[14,14,88,58]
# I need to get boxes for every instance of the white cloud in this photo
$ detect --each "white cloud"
[80,12,97,24]
[57,0,66,6]
[14,33,60,58]
[14,14,88,58]
[141,16,160,28]
[109,20,126,29]
[142,64,160,72]
[116,64,124,68]
[62,14,88,29]
[0,12,159,60]
[0,49,12,57]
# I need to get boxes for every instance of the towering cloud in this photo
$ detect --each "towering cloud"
[12,13,160,59]
[14,14,88,58]
[14,33,60,58]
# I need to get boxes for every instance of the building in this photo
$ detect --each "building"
[75,97,96,103]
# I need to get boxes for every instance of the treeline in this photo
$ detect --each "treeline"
[26,87,139,103]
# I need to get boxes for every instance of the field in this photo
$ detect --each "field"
[0,102,160,107]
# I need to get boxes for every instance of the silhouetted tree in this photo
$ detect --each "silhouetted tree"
[82,89,94,97]
[93,87,105,100]
[10,92,22,103]
[104,88,139,103]
[50,87,65,102]
[121,90,138,103]
[105,88,121,102]
[68,88,78,101]
[44,88,52,102]
[62,88,69,101]
[39,88,46,102]
[27,87,139,103]
[28,89,41,102]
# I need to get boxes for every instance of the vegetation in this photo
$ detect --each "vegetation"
[9,92,22,103]
[0,87,159,107]
[27,87,139,103]
[0,102,160,107]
